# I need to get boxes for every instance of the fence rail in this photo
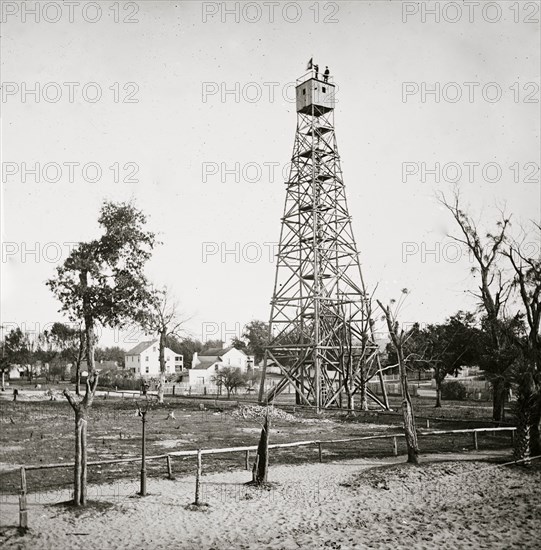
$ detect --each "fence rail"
[16,425,517,530]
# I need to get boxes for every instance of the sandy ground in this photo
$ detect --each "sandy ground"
[0,450,539,550]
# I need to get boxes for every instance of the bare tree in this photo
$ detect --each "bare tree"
[335,289,387,413]
[377,291,420,464]
[503,222,541,458]
[251,408,270,485]
[439,191,513,421]
[144,287,186,404]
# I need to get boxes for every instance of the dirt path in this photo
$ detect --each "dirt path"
[0,450,539,549]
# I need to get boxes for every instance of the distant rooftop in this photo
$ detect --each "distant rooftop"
[125,340,157,356]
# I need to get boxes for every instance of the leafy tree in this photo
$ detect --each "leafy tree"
[95,346,126,367]
[3,328,33,380]
[47,200,157,506]
[201,339,224,353]
[242,320,269,363]
[1,328,30,389]
[474,315,523,419]
[166,335,202,369]
[47,362,66,383]
[441,380,468,401]
[212,367,246,398]
[0,346,8,391]
[411,311,479,407]
[231,337,247,350]
[35,330,60,382]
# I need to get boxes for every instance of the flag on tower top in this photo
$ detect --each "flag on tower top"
[306,58,313,70]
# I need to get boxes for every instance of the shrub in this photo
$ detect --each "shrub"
[441,380,467,401]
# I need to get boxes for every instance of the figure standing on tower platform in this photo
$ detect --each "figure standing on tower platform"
[323,66,330,83]
[314,63,319,80]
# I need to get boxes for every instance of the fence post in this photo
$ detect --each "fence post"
[472,431,478,450]
[245,450,250,471]
[167,455,174,479]
[19,467,28,531]
[318,442,323,463]
[392,436,398,457]
[194,450,202,505]
[426,419,430,429]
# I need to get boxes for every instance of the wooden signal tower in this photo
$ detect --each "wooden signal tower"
[258,66,389,413]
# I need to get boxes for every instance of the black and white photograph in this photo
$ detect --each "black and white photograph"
[1,1,540,548]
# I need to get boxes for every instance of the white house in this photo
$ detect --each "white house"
[125,340,183,378]
[188,347,254,387]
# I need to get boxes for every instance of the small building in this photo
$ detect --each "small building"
[125,341,184,378]
[188,347,254,387]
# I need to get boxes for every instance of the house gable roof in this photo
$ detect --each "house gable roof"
[200,346,246,357]
[192,359,217,370]
[125,340,158,356]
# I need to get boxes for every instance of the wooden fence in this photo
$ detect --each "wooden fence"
[17,426,517,530]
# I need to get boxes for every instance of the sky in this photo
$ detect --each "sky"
[1,0,540,349]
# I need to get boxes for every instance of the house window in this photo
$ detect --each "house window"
[145,366,149,374]
[153,347,156,352]
[145,356,149,362]
[167,357,170,362]
[175,356,182,361]
[322,87,326,93]
[302,88,306,95]
[215,365,219,371]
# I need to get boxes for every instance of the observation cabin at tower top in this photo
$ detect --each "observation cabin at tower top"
[295,69,336,117]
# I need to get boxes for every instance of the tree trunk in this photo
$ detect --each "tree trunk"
[492,378,506,422]
[295,379,303,405]
[513,372,536,465]
[75,363,81,396]
[1,371,5,391]
[402,396,419,464]
[359,363,368,411]
[378,300,419,465]
[435,379,442,408]
[252,412,270,485]
[398,351,419,464]
[65,295,98,507]
[531,394,541,456]
[71,405,90,506]
[75,334,84,396]
[158,329,166,404]
[346,389,355,413]
[514,408,532,465]
[73,408,82,505]
[377,366,390,411]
